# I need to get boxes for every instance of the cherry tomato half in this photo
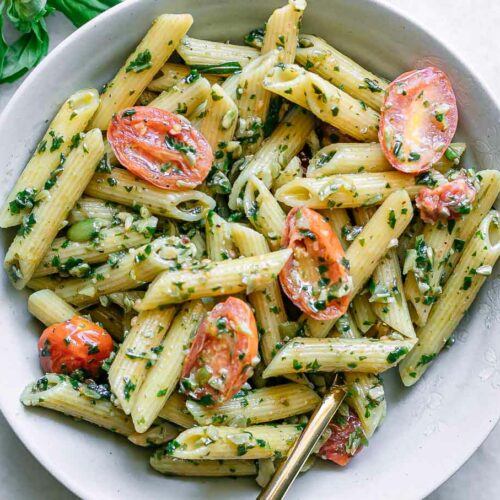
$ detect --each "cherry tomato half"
[319,407,365,466]
[180,297,259,406]
[416,173,477,224]
[379,66,458,174]
[107,106,213,190]
[38,316,114,378]
[279,207,352,321]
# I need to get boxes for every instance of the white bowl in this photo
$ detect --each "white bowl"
[1,1,499,499]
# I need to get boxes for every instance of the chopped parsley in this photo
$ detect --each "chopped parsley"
[126,50,153,73]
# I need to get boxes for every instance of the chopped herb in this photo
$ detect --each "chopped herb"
[462,276,472,290]
[386,347,408,363]
[387,209,396,229]
[416,353,437,367]
[126,50,152,73]
[190,62,242,74]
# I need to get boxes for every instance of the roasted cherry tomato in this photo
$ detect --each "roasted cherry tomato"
[319,407,365,466]
[107,106,213,190]
[379,66,458,174]
[279,207,352,320]
[38,316,114,377]
[416,172,477,224]
[180,297,259,406]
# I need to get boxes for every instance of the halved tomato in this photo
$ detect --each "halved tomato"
[279,207,352,320]
[38,316,114,378]
[180,297,259,406]
[319,406,365,466]
[379,66,458,174]
[107,106,213,190]
[416,172,477,224]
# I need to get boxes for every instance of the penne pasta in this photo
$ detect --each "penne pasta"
[151,454,257,477]
[176,36,259,70]
[4,129,104,289]
[205,211,238,261]
[244,176,286,249]
[400,211,500,385]
[34,216,158,278]
[108,306,177,415]
[158,392,196,428]
[344,373,386,438]
[21,374,135,436]
[131,301,206,433]
[307,142,466,177]
[149,74,211,116]
[296,34,388,110]
[275,171,419,209]
[262,337,416,377]
[148,62,220,92]
[404,170,500,326]
[128,421,179,447]
[28,289,77,326]
[135,249,291,311]
[262,0,306,63]
[171,424,302,460]
[0,89,100,228]
[186,383,320,426]
[263,64,380,141]
[90,14,193,129]
[231,224,287,366]
[85,167,216,222]
[43,236,197,307]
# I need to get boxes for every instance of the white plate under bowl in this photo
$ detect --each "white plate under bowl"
[0,1,499,499]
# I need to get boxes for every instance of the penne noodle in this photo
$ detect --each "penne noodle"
[90,14,193,129]
[108,306,177,415]
[244,176,286,249]
[262,0,306,63]
[135,249,291,311]
[400,211,500,385]
[21,374,135,436]
[128,421,179,447]
[404,170,500,326]
[151,454,257,477]
[176,36,259,70]
[34,216,158,278]
[148,62,220,92]
[171,424,302,460]
[149,75,211,116]
[4,129,104,289]
[28,289,77,326]
[275,171,419,209]
[43,236,197,307]
[262,337,416,377]
[85,167,216,222]
[158,392,197,429]
[0,89,100,228]
[205,211,238,261]
[307,142,466,177]
[263,64,380,141]
[186,383,320,426]
[131,301,206,433]
[296,34,388,110]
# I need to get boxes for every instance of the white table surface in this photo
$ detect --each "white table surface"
[0,1,499,499]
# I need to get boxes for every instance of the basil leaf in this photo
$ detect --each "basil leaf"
[6,0,51,32]
[189,62,242,74]
[47,0,121,27]
[0,18,49,83]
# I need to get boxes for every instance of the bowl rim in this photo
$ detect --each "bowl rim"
[1,0,499,498]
